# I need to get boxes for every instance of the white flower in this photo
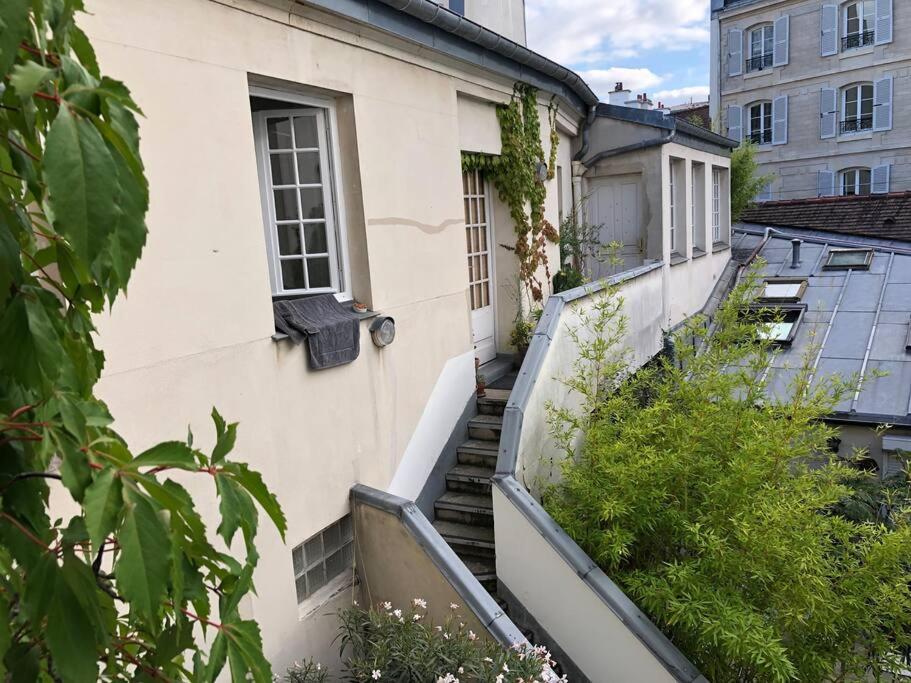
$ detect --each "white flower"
[449,602,459,610]
[495,675,505,683]
[502,663,510,672]
[483,656,493,662]
[413,597,427,609]
[435,625,443,632]
[382,601,392,610]
[458,667,464,674]
[393,609,402,618]
[468,630,478,641]
[412,613,422,621]
[371,670,382,680]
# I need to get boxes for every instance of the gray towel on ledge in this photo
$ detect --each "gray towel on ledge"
[273,295,360,370]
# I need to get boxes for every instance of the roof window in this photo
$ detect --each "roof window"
[823,248,873,270]
[760,278,807,303]
[750,304,805,345]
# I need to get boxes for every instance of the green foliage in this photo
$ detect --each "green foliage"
[463,84,559,302]
[731,141,774,221]
[286,600,557,682]
[544,272,911,682]
[0,3,285,680]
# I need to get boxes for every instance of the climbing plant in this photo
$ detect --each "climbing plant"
[0,2,284,681]
[462,84,559,303]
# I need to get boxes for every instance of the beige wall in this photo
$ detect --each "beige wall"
[466,0,527,45]
[712,0,911,199]
[82,0,577,672]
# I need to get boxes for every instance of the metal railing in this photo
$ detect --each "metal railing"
[840,116,873,134]
[748,129,772,145]
[842,30,875,51]
[746,53,773,72]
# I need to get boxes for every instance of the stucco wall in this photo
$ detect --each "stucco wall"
[713,0,911,199]
[466,0,527,45]
[81,0,575,671]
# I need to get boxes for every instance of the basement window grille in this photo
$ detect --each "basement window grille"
[292,515,354,603]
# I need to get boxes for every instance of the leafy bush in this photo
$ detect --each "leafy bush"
[731,141,774,220]
[0,3,284,680]
[286,600,560,682]
[544,272,911,682]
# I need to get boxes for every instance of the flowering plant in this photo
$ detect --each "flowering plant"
[287,600,561,682]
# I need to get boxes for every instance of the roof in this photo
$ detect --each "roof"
[740,193,911,243]
[594,103,737,150]
[300,0,598,111]
[731,225,911,425]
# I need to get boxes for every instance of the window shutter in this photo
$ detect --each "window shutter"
[817,170,835,197]
[727,105,743,142]
[871,164,891,194]
[728,29,743,77]
[820,4,838,56]
[873,77,893,131]
[819,88,837,139]
[774,16,790,66]
[772,96,789,145]
[875,0,893,45]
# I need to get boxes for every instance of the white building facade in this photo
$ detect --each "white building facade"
[710,0,910,201]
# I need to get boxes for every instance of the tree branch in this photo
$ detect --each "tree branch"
[0,471,62,493]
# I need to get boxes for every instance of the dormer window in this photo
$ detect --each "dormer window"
[843,1,875,50]
[840,167,872,196]
[760,278,807,303]
[823,248,873,270]
[747,25,774,72]
[747,102,772,145]
[841,83,874,135]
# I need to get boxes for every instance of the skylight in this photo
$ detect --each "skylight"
[760,278,807,303]
[750,305,805,345]
[823,248,873,270]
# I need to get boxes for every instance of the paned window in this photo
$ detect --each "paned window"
[669,160,677,252]
[841,84,874,134]
[292,515,353,603]
[712,168,722,243]
[747,25,774,71]
[840,168,872,196]
[843,1,875,50]
[463,170,491,311]
[748,102,773,145]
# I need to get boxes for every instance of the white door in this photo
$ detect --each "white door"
[590,175,644,277]
[463,169,496,364]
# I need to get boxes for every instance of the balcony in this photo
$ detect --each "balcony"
[746,53,773,73]
[840,116,873,134]
[842,30,875,51]
[749,129,772,145]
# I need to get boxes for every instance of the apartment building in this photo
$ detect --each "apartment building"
[710,0,909,201]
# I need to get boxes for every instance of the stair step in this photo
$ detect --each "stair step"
[433,520,495,552]
[468,414,503,441]
[435,491,494,526]
[462,556,498,591]
[477,389,510,416]
[445,463,493,494]
[457,439,499,467]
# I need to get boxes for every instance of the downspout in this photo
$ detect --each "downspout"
[570,105,597,230]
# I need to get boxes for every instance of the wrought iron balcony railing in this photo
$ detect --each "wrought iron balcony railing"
[840,116,873,134]
[746,53,774,72]
[842,30,875,51]
[748,129,772,145]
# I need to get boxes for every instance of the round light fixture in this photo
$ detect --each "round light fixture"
[369,316,396,347]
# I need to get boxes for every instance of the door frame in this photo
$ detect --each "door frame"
[463,168,498,365]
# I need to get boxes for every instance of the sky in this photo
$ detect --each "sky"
[525,0,711,107]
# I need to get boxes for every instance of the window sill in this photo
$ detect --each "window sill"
[670,253,688,266]
[744,69,774,80]
[692,247,708,259]
[272,303,381,342]
[713,241,730,253]
[837,131,873,142]
[839,45,874,58]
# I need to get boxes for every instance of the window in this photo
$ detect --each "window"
[444,0,465,14]
[840,167,872,196]
[760,278,807,303]
[712,168,722,243]
[463,169,491,311]
[823,248,873,270]
[692,162,706,252]
[752,305,805,345]
[840,83,874,134]
[748,102,773,145]
[252,90,347,298]
[747,25,774,72]
[843,1,875,50]
[669,159,677,252]
[292,515,353,604]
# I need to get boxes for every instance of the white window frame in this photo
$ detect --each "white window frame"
[747,101,773,145]
[749,24,775,61]
[840,83,874,135]
[840,167,872,195]
[843,0,875,46]
[251,85,351,300]
[712,168,722,243]
[669,159,677,253]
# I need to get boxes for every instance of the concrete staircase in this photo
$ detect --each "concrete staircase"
[432,388,508,598]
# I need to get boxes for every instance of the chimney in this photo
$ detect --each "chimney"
[609,81,631,106]
[790,239,802,269]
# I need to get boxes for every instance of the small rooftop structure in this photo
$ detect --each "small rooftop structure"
[740,193,911,243]
[732,224,911,427]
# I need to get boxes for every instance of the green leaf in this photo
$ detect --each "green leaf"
[223,463,287,540]
[0,225,19,313]
[128,441,197,470]
[211,408,237,463]
[43,105,120,265]
[114,488,170,623]
[0,597,10,676]
[83,468,122,549]
[68,24,99,78]
[9,61,54,99]
[223,619,272,683]
[215,473,257,550]
[0,0,30,76]
[0,288,61,387]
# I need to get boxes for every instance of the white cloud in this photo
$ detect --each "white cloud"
[579,68,665,100]
[526,0,709,66]
[653,85,710,105]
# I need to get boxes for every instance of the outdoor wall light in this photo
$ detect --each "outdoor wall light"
[370,316,396,347]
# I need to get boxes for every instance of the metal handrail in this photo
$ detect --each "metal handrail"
[842,30,875,50]
[746,53,773,72]
[840,116,873,134]
[748,129,772,145]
